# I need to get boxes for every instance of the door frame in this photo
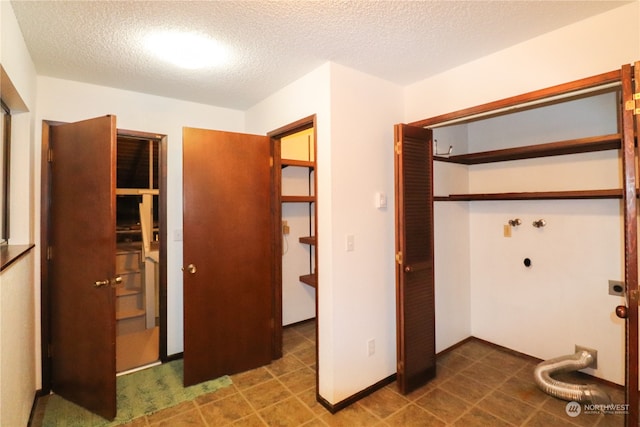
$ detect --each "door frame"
[267,113,318,379]
[40,121,169,393]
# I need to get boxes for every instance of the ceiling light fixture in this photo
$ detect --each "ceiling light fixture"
[144,31,228,70]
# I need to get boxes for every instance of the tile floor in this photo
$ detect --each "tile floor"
[32,320,626,426]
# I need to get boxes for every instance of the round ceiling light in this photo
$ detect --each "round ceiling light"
[144,31,228,70]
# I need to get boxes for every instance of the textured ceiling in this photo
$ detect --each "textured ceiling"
[10,1,631,110]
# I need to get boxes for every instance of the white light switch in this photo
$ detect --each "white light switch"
[346,234,355,252]
[375,192,387,209]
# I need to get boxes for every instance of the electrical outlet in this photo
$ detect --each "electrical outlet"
[367,339,375,356]
[575,345,598,369]
[282,220,290,235]
[503,224,511,238]
[608,280,625,296]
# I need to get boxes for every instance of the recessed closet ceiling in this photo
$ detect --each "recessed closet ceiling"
[10,0,631,110]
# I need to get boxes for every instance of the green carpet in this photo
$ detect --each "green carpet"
[43,360,232,426]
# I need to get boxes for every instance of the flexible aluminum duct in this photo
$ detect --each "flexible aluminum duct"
[533,350,611,404]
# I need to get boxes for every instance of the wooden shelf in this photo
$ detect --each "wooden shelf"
[116,308,145,321]
[435,189,623,201]
[281,158,315,169]
[282,195,315,203]
[299,273,317,288]
[434,134,621,165]
[299,236,316,245]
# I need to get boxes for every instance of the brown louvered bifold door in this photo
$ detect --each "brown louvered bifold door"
[394,123,435,394]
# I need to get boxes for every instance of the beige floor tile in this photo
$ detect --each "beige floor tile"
[320,403,382,426]
[452,406,513,427]
[149,408,205,427]
[384,403,446,427]
[439,373,493,404]
[479,390,537,425]
[416,388,472,423]
[232,367,275,390]
[146,401,197,425]
[258,396,316,427]
[279,366,316,394]
[198,393,255,425]
[524,410,580,427]
[358,386,411,420]
[241,378,293,411]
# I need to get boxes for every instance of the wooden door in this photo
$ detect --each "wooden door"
[394,123,435,394]
[182,127,275,386]
[620,62,639,427]
[48,116,117,419]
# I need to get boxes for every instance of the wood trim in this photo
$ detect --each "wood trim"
[267,114,316,139]
[158,135,168,362]
[40,120,53,393]
[267,114,318,404]
[435,189,623,201]
[622,62,639,427]
[410,69,621,128]
[434,134,621,165]
[270,134,283,361]
[317,374,397,414]
[0,244,34,272]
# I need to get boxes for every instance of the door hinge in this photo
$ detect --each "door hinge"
[395,251,403,265]
[397,360,404,374]
[625,93,640,115]
[269,156,274,167]
[47,246,53,260]
[47,148,54,163]
[395,141,402,155]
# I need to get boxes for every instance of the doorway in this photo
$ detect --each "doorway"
[40,120,168,405]
[114,131,164,373]
[268,115,318,386]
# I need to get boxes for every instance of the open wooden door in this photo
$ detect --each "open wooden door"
[48,116,117,419]
[394,123,435,394]
[182,127,275,386]
[620,62,639,427]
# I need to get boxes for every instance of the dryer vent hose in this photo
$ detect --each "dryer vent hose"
[533,350,611,405]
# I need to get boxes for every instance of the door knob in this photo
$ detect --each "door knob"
[184,264,197,274]
[93,276,123,288]
[404,265,412,273]
[94,279,110,288]
[615,305,628,319]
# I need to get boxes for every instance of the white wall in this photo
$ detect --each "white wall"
[325,63,403,403]
[405,2,640,385]
[247,62,404,404]
[34,77,246,366]
[0,2,38,425]
[1,252,35,426]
